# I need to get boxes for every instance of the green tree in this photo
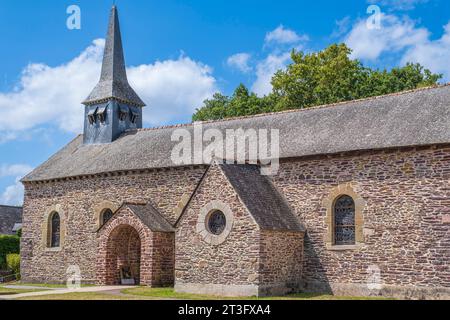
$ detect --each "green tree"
[192,92,229,121]
[272,43,441,110]
[192,43,442,121]
[192,84,275,122]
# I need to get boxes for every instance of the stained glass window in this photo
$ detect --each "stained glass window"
[334,195,355,245]
[50,212,61,248]
[207,211,226,235]
[102,209,114,226]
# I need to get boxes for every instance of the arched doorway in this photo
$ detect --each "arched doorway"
[104,225,141,285]
[96,203,175,287]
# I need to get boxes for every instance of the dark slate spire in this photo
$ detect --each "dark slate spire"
[83,6,145,107]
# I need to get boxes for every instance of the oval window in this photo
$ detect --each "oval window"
[207,210,226,235]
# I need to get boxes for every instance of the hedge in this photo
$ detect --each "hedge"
[6,254,20,277]
[0,235,20,270]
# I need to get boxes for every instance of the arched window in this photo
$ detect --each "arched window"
[101,209,114,226]
[334,195,355,245]
[49,212,61,248]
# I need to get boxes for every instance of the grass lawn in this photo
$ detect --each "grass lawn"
[18,292,151,300]
[0,287,50,295]
[5,285,392,300]
[0,281,93,297]
[7,281,95,288]
[268,293,391,300]
[121,287,390,300]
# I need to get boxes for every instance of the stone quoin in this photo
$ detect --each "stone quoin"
[20,6,450,299]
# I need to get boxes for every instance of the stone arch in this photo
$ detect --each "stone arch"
[41,204,66,251]
[96,211,153,286]
[322,183,365,249]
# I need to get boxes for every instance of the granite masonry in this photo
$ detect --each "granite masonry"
[20,6,449,299]
[175,163,304,296]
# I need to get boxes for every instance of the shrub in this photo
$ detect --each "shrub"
[0,235,20,270]
[16,228,22,238]
[6,254,20,276]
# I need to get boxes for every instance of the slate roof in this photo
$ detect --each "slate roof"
[83,6,145,107]
[23,84,450,183]
[0,205,23,235]
[219,164,305,232]
[122,203,174,232]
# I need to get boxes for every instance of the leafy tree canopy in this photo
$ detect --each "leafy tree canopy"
[192,43,442,121]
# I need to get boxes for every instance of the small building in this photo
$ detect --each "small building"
[0,205,22,236]
[19,6,450,299]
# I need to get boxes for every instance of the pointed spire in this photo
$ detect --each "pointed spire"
[83,6,145,107]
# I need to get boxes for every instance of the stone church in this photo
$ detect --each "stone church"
[20,7,449,299]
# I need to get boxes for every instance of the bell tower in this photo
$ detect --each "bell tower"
[82,6,146,144]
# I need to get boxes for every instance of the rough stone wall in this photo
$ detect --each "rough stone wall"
[272,145,450,294]
[21,167,204,284]
[20,143,450,297]
[175,165,261,288]
[151,232,175,286]
[259,230,304,295]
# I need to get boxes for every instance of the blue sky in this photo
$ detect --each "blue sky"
[0,0,449,205]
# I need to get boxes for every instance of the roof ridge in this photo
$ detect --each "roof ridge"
[129,83,449,133]
[0,205,22,208]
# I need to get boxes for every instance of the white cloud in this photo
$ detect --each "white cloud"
[368,0,429,11]
[226,53,252,73]
[0,132,19,144]
[0,128,54,145]
[252,52,291,96]
[0,164,33,178]
[345,14,429,61]
[129,56,217,126]
[0,39,102,135]
[1,178,25,206]
[246,25,309,96]
[332,16,352,38]
[265,25,309,45]
[344,13,450,81]
[401,22,450,81]
[0,164,33,206]
[0,39,217,138]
